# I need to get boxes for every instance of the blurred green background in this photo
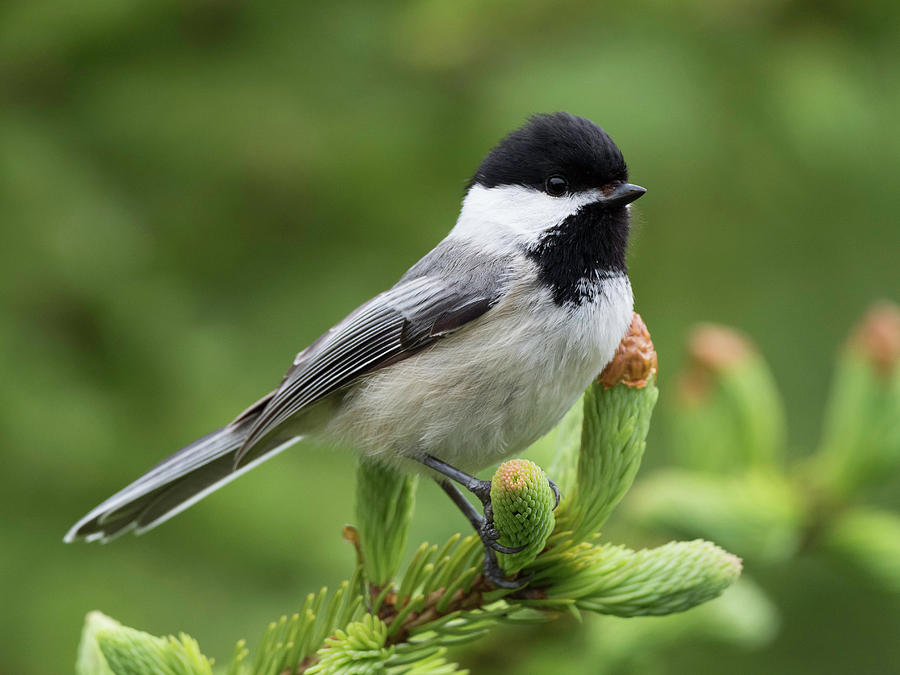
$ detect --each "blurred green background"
[1,0,898,673]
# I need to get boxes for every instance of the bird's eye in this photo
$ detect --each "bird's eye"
[545,175,568,197]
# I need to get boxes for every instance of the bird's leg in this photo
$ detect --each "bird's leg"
[436,480,529,589]
[433,479,522,555]
[421,455,509,547]
[422,454,560,589]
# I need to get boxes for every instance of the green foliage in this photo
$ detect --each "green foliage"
[77,613,213,675]
[540,540,741,617]
[307,614,391,674]
[669,332,785,472]
[625,304,900,669]
[76,323,746,673]
[77,613,119,675]
[813,309,900,498]
[227,577,365,675]
[357,459,418,587]
[554,379,658,542]
[629,469,802,564]
[822,507,900,594]
[305,613,467,674]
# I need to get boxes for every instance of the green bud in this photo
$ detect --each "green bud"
[557,540,742,617]
[555,313,659,542]
[356,458,418,587]
[814,302,900,499]
[671,324,785,472]
[491,459,556,573]
[77,612,118,675]
[76,612,213,675]
[546,400,583,497]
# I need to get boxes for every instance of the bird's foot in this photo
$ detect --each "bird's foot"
[467,479,535,589]
[478,512,526,555]
[464,479,525,552]
[481,546,534,589]
[472,474,561,510]
[424,455,560,589]
[548,477,561,509]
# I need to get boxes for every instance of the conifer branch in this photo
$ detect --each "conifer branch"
[77,313,744,675]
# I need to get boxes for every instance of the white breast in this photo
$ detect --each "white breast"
[322,268,633,473]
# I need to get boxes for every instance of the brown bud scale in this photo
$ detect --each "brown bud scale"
[687,324,754,373]
[598,312,658,389]
[851,301,900,375]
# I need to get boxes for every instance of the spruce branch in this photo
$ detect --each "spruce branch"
[306,614,467,674]
[623,299,900,670]
[75,312,745,675]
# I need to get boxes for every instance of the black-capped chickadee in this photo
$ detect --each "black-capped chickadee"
[66,112,646,587]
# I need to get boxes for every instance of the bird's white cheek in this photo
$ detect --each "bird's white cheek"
[450,184,603,250]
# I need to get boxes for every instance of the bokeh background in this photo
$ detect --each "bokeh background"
[2,1,898,673]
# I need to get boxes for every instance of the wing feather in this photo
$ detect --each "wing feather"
[235,274,503,464]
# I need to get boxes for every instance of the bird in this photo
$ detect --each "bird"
[65,112,646,587]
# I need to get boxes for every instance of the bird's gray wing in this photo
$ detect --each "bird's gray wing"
[235,252,508,464]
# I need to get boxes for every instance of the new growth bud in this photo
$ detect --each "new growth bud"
[77,611,214,675]
[491,459,556,574]
[850,301,900,376]
[678,324,755,403]
[816,300,900,497]
[554,312,660,543]
[671,323,784,471]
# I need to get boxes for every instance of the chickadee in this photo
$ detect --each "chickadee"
[66,112,646,587]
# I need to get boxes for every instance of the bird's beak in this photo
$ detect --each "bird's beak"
[599,183,646,208]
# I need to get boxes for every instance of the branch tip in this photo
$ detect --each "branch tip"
[688,324,754,372]
[597,312,658,389]
[677,324,755,401]
[850,300,900,375]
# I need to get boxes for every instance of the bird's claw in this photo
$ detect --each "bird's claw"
[467,478,493,504]
[548,478,561,510]
[425,456,554,591]
[478,513,527,554]
[481,551,533,589]
[488,539,527,554]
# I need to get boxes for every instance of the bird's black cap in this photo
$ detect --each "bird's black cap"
[471,112,629,193]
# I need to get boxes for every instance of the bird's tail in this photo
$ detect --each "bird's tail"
[64,407,297,543]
